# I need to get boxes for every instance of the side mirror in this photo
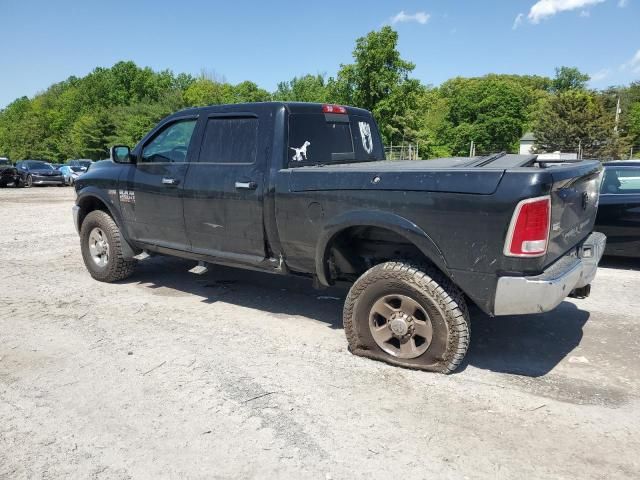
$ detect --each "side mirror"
[110,145,133,164]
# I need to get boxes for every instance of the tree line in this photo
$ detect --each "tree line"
[1,26,639,162]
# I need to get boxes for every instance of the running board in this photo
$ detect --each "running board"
[189,261,209,275]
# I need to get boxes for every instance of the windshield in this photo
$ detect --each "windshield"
[69,166,84,173]
[26,161,53,170]
[0,159,9,166]
[287,113,384,167]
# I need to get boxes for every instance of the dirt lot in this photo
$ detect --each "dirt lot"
[0,187,639,480]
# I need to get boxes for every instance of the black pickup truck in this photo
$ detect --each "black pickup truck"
[72,102,605,373]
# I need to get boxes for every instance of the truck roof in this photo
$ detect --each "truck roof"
[169,102,373,119]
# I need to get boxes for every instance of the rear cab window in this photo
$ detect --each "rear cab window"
[287,111,384,167]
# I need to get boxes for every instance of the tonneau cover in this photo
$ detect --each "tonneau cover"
[289,160,506,194]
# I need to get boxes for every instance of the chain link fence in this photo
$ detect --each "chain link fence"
[384,144,421,160]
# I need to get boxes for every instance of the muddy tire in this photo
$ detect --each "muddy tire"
[343,261,470,374]
[80,210,136,282]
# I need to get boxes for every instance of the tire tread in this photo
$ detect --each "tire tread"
[80,210,136,282]
[343,261,470,374]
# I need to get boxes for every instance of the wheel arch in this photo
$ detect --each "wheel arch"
[76,188,139,259]
[315,210,450,286]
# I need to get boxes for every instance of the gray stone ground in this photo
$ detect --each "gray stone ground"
[1,187,638,479]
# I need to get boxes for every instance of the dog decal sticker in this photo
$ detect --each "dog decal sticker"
[290,141,311,162]
[359,122,373,154]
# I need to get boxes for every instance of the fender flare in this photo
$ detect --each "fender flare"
[75,187,139,259]
[315,210,450,286]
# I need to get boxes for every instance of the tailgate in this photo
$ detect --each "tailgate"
[545,161,602,263]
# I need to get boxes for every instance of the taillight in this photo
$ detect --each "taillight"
[504,195,551,257]
[322,104,347,114]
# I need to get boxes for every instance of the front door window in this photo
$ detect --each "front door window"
[141,120,197,163]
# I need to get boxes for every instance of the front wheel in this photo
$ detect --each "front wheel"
[343,262,470,374]
[80,210,137,282]
[25,175,33,187]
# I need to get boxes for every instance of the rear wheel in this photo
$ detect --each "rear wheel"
[343,261,470,373]
[80,210,136,282]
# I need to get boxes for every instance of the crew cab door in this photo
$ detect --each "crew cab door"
[123,117,199,250]
[183,114,266,262]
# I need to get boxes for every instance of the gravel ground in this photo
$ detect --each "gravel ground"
[1,187,639,480]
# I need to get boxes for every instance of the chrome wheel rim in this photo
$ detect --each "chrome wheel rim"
[88,227,110,267]
[369,294,433,359]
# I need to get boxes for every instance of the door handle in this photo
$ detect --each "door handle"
[162,177,179,186]
[235,181,257,190]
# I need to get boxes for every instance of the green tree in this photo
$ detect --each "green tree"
[232,81,271,103]
[70,110,115,159]
[109,91,185,147]
[329,26,415,112]
[625,102,640,157]
[533,90,615,158]
[551,66,590,92]
[437,75,549,155]
[183,78,234,106]
[373,79,425,147]
[0,61,193,161]
[327,26,421,145]
[274,74,329,103]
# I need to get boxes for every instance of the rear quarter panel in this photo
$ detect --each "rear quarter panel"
[275,168,558,313]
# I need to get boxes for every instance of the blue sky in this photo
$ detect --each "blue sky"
[1,0,639,108]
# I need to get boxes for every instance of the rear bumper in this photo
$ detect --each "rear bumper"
[493,232,606,315]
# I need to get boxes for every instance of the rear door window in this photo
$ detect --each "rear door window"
[198,117,258,164]
[288,114,384,167]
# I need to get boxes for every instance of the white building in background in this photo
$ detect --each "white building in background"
[519,132,536,155]
[519,132,578,160]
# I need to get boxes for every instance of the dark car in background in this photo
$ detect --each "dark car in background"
[15,160,65,187]
[68,159,93,171]
[0,158,20,187]
[595,161,640,258]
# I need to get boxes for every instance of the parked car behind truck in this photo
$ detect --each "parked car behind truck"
[72,102,605,373]
[59,165,85,185]
[0,158,20,187]
[15,160,65,187]
[68,159,93,171]
[595,161,640,257]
